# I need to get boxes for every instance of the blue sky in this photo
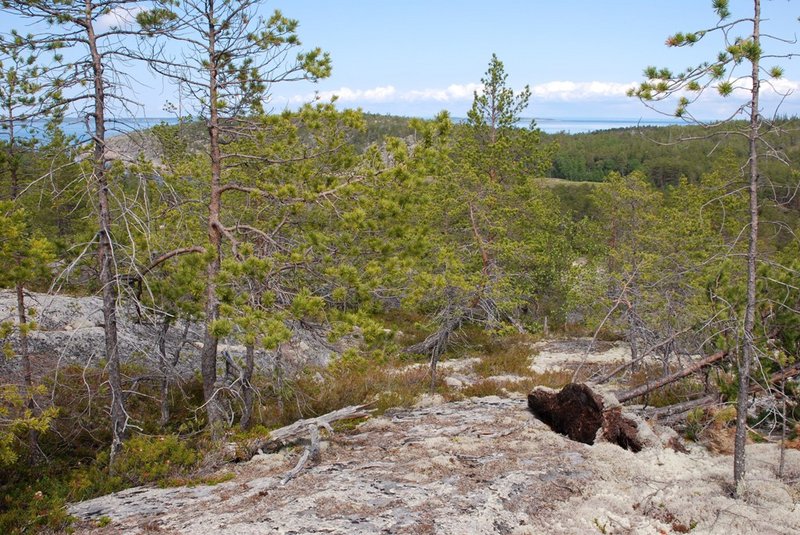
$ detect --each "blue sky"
[2,0,799,120]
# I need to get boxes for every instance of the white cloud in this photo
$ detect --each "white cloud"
[531,81,637,101]
[290,85,397,104]
[402,83,483,102]
[289,81,637,106]
[282,78,800,112]
[765,77,800,94]
[288,84,484,105]
[97,6,144,31]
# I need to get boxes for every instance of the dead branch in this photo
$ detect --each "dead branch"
[644,394,721,425]
[281,423,320,485]
[140,246,206,277]
[616,351,727,403]
[645,360,800,425]
[225,404,374,462]
[404,302,464,392]
[595,328,693,384]
[767,361,800,385]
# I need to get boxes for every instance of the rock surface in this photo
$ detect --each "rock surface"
[70,395,800,534]
[529,338,630,374]
[0,290,353,376]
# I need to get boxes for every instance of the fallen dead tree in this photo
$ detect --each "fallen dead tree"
[637,358,798,425]
[615,351,727,403]
[644,394,721,425]
[223,404,375,465]
[404,306,464,391]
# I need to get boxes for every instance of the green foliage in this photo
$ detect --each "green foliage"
[407,56,571,338]
[569,159,747,357]
[0,202,56,466]
[0,0,796,522]
[113,434,199,486]
[542,119,800,190]
[0,202,55,290]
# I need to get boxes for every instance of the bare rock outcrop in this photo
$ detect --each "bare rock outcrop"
[0,290,357,377]
[69,395,800,534]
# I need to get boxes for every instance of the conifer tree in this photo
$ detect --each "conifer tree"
[0,39,64,461]
[407,56,566,386]
[0,202,56,463]
[629,0,797,494]
[137,0,339,427]
[2,0,174,463]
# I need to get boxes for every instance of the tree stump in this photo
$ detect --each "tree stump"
[528,383,643,452]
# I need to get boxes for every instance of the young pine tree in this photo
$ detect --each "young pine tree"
[629,0,797,494]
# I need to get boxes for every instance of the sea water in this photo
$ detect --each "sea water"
[1,115,686,141]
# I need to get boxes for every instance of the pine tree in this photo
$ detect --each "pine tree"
[407,56,567,386]
[0,202,56,464]
[2,0,185,464]
[137,1,362,428]
[629,0,796,494]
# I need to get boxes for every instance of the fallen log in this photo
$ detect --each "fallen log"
[225,404,375,463]
[281,423,320,485]
[528,383,644,452]
[638,360,798,425]
[644,394,721,425]
[616,351,727,404]
[767,361,800,385]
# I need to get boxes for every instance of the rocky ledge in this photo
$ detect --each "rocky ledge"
[70,395,800,534]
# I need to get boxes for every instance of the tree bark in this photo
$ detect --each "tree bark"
[200,2,225,429]
[735,0,761,495]
[240,343,256,430]
[644,393,720,425]
[225,404,374,462]
[404,294,463,392]
[16,283,40,463]
[158,317,171,428]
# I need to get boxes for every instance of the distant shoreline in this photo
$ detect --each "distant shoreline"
[0,114,754,139]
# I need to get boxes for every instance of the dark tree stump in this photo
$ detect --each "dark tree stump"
[528,383,642,452]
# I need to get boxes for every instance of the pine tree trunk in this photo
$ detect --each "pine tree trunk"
[87,13,126,466]
[16,282,40,463]
[8,108,17,200]
[158,318,171,428]
[240,343,255,430]
[200,11,224,430]
[734,0,760,496]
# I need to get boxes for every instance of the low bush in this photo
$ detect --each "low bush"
[113,434,199,486]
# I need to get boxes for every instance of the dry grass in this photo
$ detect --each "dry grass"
[471,334,539,378]
[250,356,433,429]
[784,424,800,450]
[685,406,738,454]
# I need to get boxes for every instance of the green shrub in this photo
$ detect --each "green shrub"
[114,435,199,486]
